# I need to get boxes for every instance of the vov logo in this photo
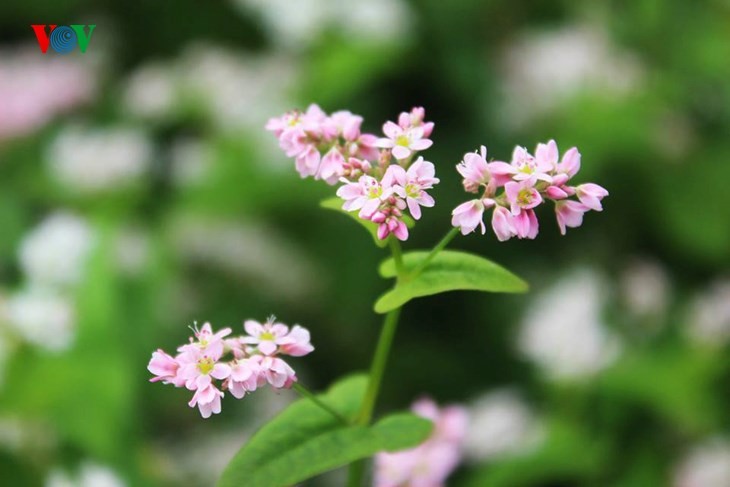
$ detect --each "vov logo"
[31,25,96,54]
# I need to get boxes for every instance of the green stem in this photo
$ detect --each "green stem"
[292,383,349,425]
[388,236,405,281]
[409,226,460,278]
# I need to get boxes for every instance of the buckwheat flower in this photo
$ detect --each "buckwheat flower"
[227,357,262,399]
[452,199,490,235]
[512,209,539,240]
[189,383,225,419]
[509,146,553,184]
[178,322,231,359]
[327,110,363,141]
[505,180,543,215]
[673,438,730,487]
[241,317,293,355]
[491,206,516,241]
[337,176,384,217]
[398,106,434,137]
[383,157,439,219]
[372,207,409,241]
[279,325,315,356]
[259,355,297,388]
[457,146,491,193]
[148,350,182,386]
[180,353,231,391]
[555,200,589,235]
[576,183,609,211]
[552,146,581,186]
[317,147,346,185]
[4,287,75,352]
[377,123,433,160]
[374,398,467,487]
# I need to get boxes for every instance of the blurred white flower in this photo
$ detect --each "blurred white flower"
[171,217,319,302]
[517,269,621,380]
[180,45,297,134]
[620,258,671,318]
[673,438,730,487]
[4,287,75,352]
[686,278,730,347]
[0,45,96,141]
[169,137,213,187]
[46,462,126,487]
[0,416,57,454]
[498,24,643,128]
[233,0,410,47]
[114,227,150,276]
[19,212,94,287]
[464,389,544,462]
[47,126,153,193]
[123,63,177,120]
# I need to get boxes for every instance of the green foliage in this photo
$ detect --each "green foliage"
[217,375,432,487]
[320,197,388,248]
[374,250,528,313]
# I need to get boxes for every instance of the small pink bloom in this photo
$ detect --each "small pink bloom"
[241,317,293,356]
[491,206,516,242]
[553,146,581,185]
[505,180,543,215]
[178,322,231,360]
[374,398,467,487]
[327,110,363,141]
[385,158,439,220]
[316,148,346,185]
[179,354,231,391]
[398,106,434,137]
[376,122,433,160]
[545,185,569,200]
[148,350,182,385]
[457,146,491,193]
[510,145,553,184]
[576,183,609,211]
[555,200,589,235]
[486,161,516,187]
[259,355,297,388]
[279,325,314,357]
[534,139,559,170]
[512,209,539,239]
[188,383,224,419]
[294,145,320,178]
[452,199,493,235]
[351,133,380,160]
[336,175,384,219]
[373,208,409,241]
[227,357,261,399]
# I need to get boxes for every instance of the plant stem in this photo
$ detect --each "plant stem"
[409,226,460,278]
[292,383,349,425]
[388,236,405,280]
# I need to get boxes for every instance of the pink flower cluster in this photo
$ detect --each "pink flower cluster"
[267,105,439,241]
[374,398,468,487]
[451,141,608,240]
[147,317,313,418]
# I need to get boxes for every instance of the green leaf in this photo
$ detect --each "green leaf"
[217,375,432,487]
[375,250,528,313]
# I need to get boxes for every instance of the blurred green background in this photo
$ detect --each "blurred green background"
[1,0,729,485]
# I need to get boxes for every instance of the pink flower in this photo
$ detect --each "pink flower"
[376,123,433,160]
[259,355,297,388]
[555,200,589,235]
[457,146,491,193]
[294,145,320,178]
[336,175,384,219]
[374,398,467,487]
[327,110,363,141]
[372,207,409,241]
[398,107,434,137]
[576,183,609,211]
[178,322,231,360]
[512,209,539,239]
[241,317,292,356]
[227,357,261,399]
[552,146,581,186]
[452,199,494,235]
[505,180,543,215]
[492,206,517,242]
[279,325,315,357]
[510,146,553,184]
[317,148,346,185]
[148,350,182,386]
[179,354,231,391]
[382,158,439,220]
[188,383,224,419]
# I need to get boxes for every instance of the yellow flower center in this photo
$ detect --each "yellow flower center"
[197,357,215,375]
[518,189,533,205]
[395,135,410,147]
[260,332,275,341]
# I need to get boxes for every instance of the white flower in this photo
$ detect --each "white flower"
[673,439,730,487]
[620,258,671,318]
[686,278,730,347]
[47,126,152,193]
[46,462,126,487]
[19,212,94,287]
[517,269,621,380]
[498,24,643,128]
[4,287,75,352]
[169,137,213,186]
[123,63,176,120]
[464,389,544,461]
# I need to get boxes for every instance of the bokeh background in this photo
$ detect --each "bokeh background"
[1,0,730,485]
